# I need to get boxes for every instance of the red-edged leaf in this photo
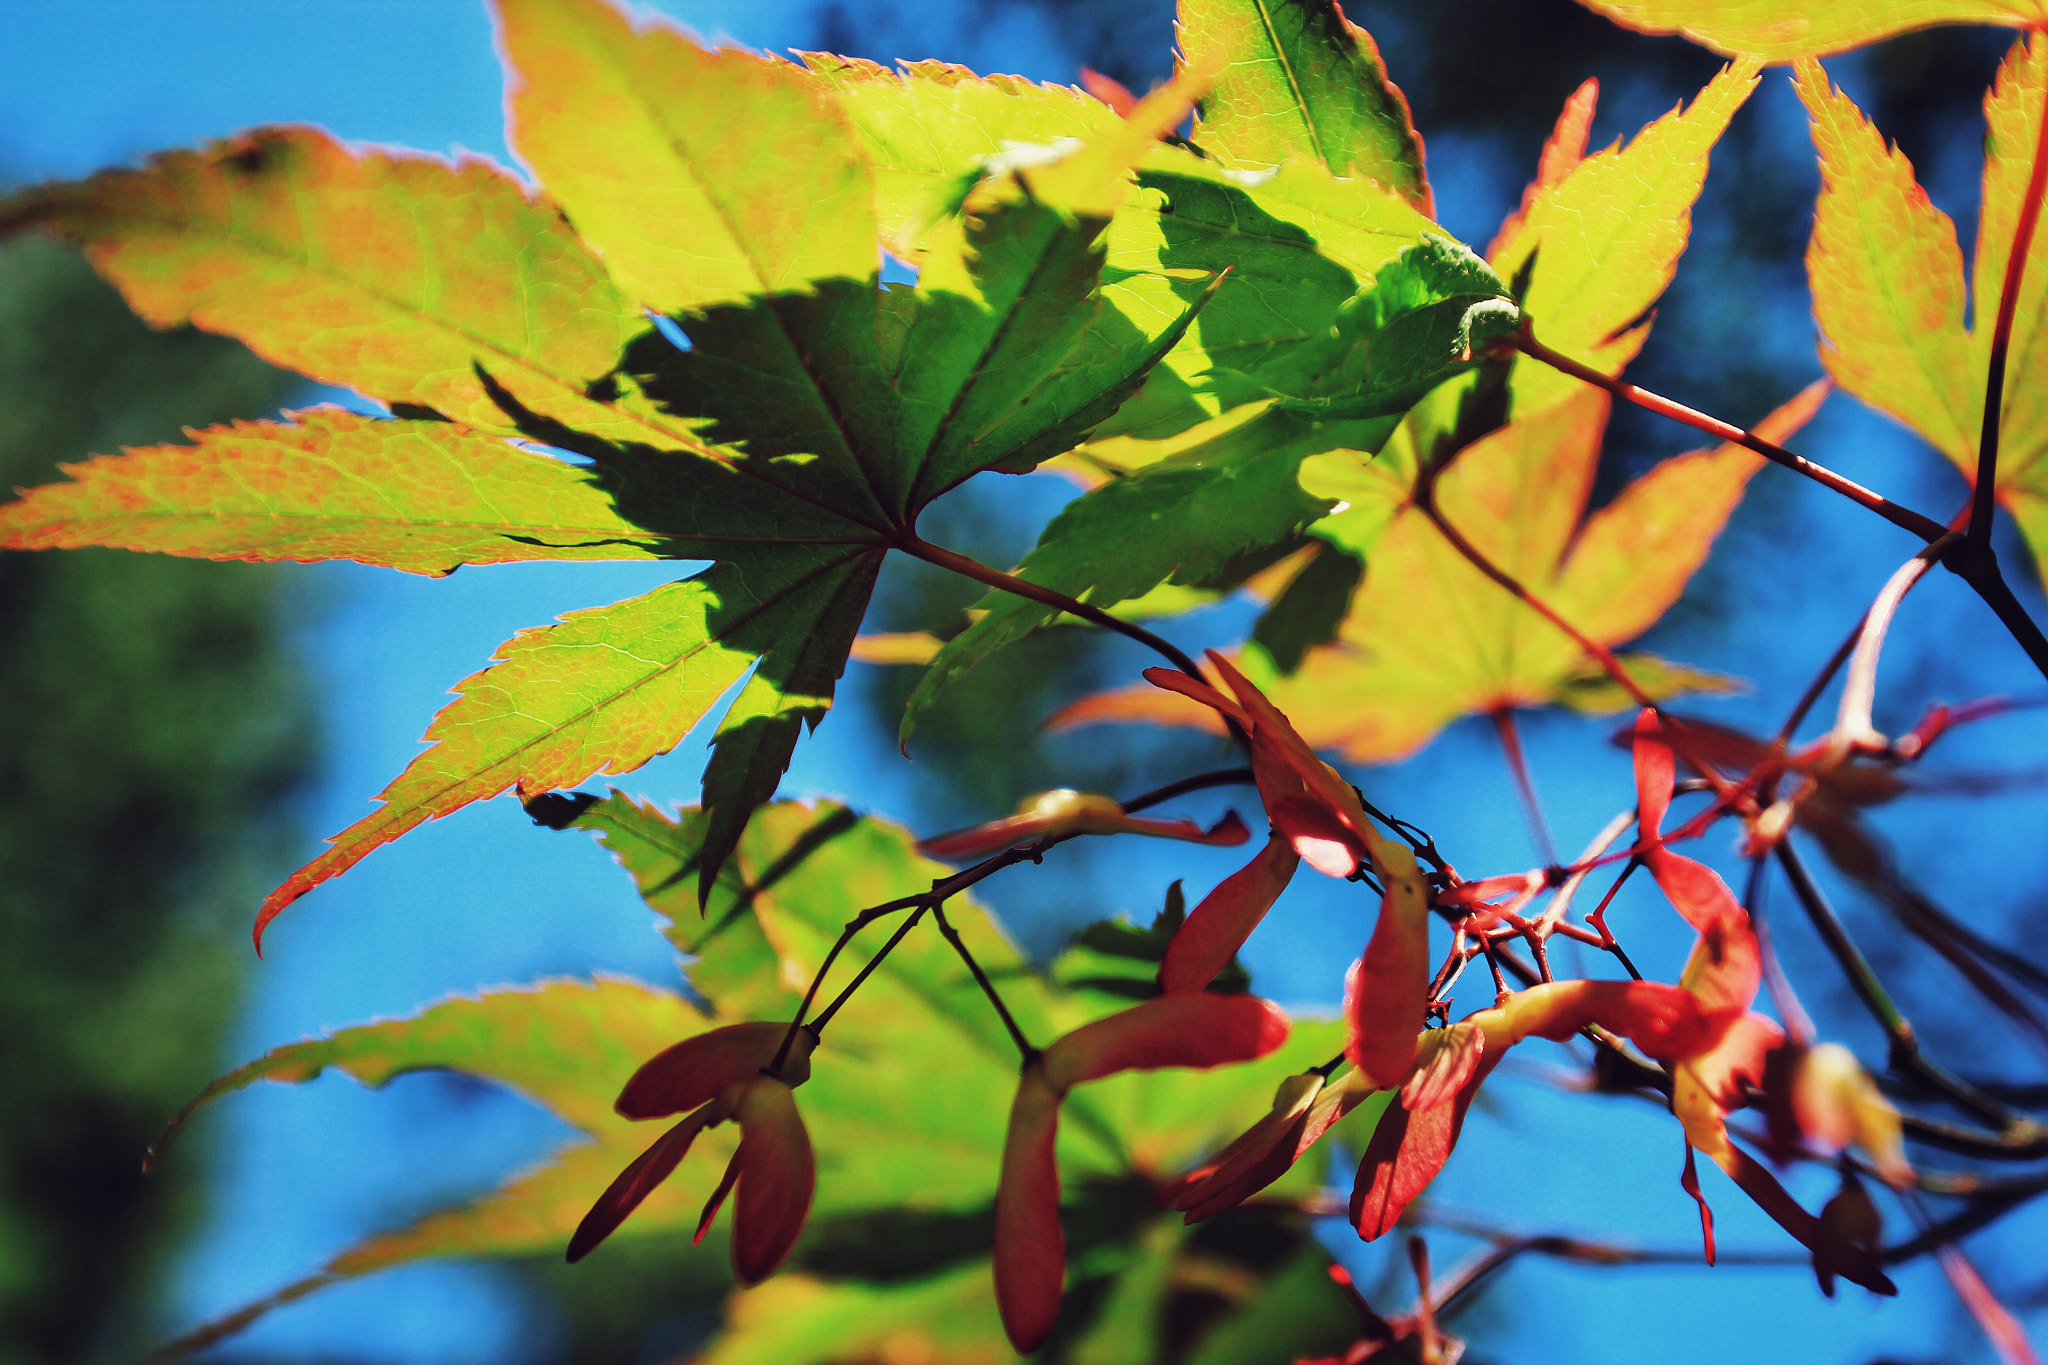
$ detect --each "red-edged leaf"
[3,125,640,436]
[1487,77,1598,259]
[1159,834,1301,995]
[0,409,666,574]
[729,1077,814,1284]
[255,548,877,944]
[1574,0,2042,61]
[497,0,876,317]
[615,1021,791,1120]
[1345,838,1432,1086]
[994,1067,1065,1354]
[566,1107,716,1262]
[1041,993,1291,1091]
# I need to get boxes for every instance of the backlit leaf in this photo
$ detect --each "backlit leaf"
[1177,0,1432,213]
[255,551,880,943]
[1572,0,2047,60]
[1054,381,1822,761]
[1797,37,2048,581]
[0,408,666,575]
[1491,56,1760,414]
[155,979,732,1355]
[901,238,1518,746]
[0,126,643,439]
[499,0,876,315]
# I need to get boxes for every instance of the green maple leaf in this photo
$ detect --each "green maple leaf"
[160,796,1341,1352]
[1572,0,2047,60]
[1796,39,2048,582]
[1178,0,1432,214]
[899,237,1519,748]
[0,0,1229,932]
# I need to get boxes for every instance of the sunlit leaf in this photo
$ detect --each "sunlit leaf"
[499,0,876,314]
[1573,0,2046,60]
[0,126,643,439]
[901,238,1518,746]
[1053,381,1821,761]
[156,979,732,1354]
[1798,37,2048,581]
[1178,0,1432,213]
[0,408,666,575]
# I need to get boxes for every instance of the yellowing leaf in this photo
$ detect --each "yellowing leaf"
[802,53,1122,258]
[1178,0,1432,214]
[1797,61,1976,461]
[499,0,876,314]
[0,408,666,575]
[1,127,642,438]
[1573,0,2048,60]
[1492,56,1761,413]
[1798,38,2048,579]
[255,550,881,943]
[1054,382,1822,762]
[156,978,732,1355]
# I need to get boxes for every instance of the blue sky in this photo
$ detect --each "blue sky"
[3,2,2043,1360]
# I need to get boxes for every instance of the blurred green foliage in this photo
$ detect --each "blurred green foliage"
[0,236,312,1364]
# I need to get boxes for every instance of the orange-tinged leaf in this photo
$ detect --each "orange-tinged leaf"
[1076,381,1811,763]
[2,126,640,436]
[1493,56,1760,412]
[1487,78,1599,259]
[1178,0,1432,213]
[0,409,665,574]
[498,0,876,315]
[255,549,880,943]
[1796,60,1976,462]
[1573,0,2048,59]
[918,788,1250,862]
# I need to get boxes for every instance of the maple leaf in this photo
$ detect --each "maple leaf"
[0,0,1237,934]
[1177,0,1433,215]
[1796,38,2048,583]
[160,797,1341,1351]
[1572,0,2046,60]
[1052,380,1824,761]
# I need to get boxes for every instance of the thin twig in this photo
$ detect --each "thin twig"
[933,902,1036,1060]
[1972,69,2048,551]
[1491,706,1557,867]
[1514,326,1948,542]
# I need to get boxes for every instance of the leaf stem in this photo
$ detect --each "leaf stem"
[932,901,1036,1061]
[1972,72,2048,549]
[1490,706,1557,868]
[808,906,930,1036]
[899,533,1211,684]
[1773,839,2016,1128]
[1416,497,1653,711]
[1513,326,1949,544]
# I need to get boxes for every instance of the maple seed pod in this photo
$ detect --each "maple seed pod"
[1041,993,1292,1091]
[994,1065,1065,1353]
[1158,833,1300,995]
[1344,838,1432,1088]
[616,1020,812,1119]
[917,788,1249,862]
[723,1075,817,1284]
[1790,1042,1912,1186]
